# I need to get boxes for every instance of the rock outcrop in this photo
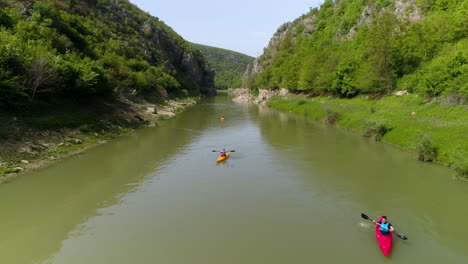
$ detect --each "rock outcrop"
[229,88,289,105]
[94,0,216,96]
[243,0,425,90]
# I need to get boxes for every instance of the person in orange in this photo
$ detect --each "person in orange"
[221,115,225,121]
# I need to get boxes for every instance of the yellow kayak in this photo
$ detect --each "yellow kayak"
[217,152,230,162]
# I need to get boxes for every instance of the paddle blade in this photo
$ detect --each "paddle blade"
[212,150,219,152]
[396,232,408,240]
[230,150,236,152]
[361,213,370,220]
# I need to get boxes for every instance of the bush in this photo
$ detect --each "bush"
[454,160,468,178]
[362,120,391,141]
[57,55,110,96]
[324,108,341,125]
[250,89,260,96]
[415,134,438,162]
[127,59,150,72]
[0,9,14,29]
[452,150,468,178]
[157,71,180,93]
[296,99,307,105]
[79,122,112,133]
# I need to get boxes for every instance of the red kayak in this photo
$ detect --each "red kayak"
[375,216,393,256]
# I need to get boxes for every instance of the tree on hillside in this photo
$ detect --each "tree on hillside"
[357,10,398,94]
[24,55,58,102]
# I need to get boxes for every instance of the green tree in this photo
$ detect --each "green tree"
[363,11,398,93]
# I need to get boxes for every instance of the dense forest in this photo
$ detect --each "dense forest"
[244,0,467,101]
[0,0,215,106]
[192,43,254,89]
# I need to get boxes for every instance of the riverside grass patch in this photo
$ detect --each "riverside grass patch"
[268,95,468,175]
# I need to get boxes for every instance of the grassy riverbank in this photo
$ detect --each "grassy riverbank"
[268,95,468,177]
[0,97,196,182]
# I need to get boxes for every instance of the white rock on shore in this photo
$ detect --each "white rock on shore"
[395,90,410,96]
[228,88,289,104]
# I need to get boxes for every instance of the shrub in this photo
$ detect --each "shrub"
[79,124,92,133]
[324,108,341,125]
[452,150,468,178]
[127,59,150,72]
[415,134,438,162]
[57,55,110,96]
[296,99,307,106]
[0,9,14,29]
[362,119,391,141]
[250,89,259,96]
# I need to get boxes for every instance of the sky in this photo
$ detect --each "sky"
[130,0,323,57]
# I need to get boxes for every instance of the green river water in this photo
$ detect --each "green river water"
[0,94,467,263]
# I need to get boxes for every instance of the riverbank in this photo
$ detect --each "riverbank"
[270,95,468,177]
[230,89,468,177]
[0,97,197,183]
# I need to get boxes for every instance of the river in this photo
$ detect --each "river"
[0,94,467,263]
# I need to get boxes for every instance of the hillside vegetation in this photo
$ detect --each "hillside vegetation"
[0,0,215,105]
[245,0,467,100]
[192,43,254,89]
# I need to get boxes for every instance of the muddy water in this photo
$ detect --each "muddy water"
[0,94,466,263]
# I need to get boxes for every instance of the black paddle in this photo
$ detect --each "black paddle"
[361,213,408,240]
[212,150,236,152]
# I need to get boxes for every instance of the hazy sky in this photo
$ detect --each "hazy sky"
[130,0,323,57]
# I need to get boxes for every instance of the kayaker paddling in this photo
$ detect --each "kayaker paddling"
[360,213,408,257]
[212,149,235,162]
[373,216,395,236]
[216,149,230,162]
[220,148,227,157]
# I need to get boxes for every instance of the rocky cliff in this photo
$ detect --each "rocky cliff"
[243,0,467,100]
[78,0,217,97]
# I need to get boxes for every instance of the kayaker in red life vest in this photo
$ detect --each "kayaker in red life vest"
[220,149,227,157]
[373,216,394,236]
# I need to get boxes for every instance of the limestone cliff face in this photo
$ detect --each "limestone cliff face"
[96,0,216,96]
[242,15,321,87]
[181,52,216,96]
[243,23,292,84]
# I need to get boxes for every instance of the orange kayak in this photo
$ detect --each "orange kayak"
[217,152,230,162]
